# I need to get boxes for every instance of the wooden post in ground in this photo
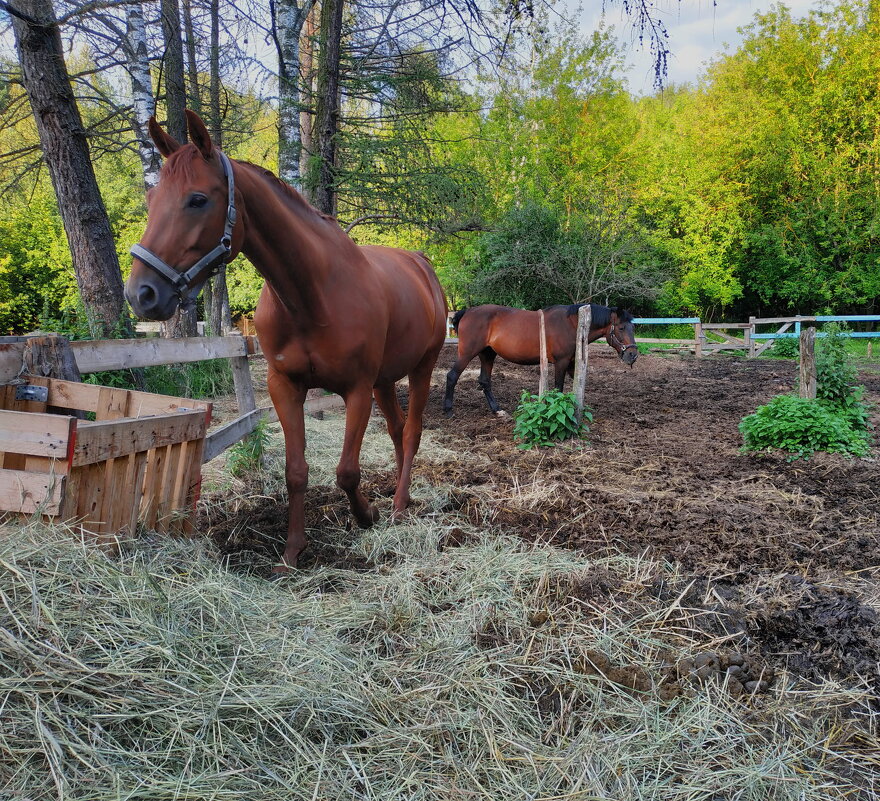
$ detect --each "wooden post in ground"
[538,310,549,396]
[572,304,591,423]
[694,320,704,358]
[799,326,817,399]
[228,334,256,415]
[868,339,873,359]
[748,316,757,358]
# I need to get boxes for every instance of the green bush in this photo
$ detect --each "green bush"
[739,395,870,459]
[768,337,799,358]
[513,390,591,449]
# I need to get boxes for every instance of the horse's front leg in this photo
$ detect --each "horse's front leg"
[554,357,571,392]
[337,384,380,528]
[267,369,308,573]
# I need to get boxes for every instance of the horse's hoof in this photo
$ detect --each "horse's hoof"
[444,409,454,418]
[355,504,380,529]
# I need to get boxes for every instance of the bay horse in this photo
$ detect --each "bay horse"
[444,303,638,416]
[125,110,447,573]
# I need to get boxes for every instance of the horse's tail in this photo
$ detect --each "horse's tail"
[451,308,468,332]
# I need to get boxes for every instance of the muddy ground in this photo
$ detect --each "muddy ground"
[204,347,880,693]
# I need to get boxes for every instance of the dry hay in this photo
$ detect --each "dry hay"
[2,520,879,800]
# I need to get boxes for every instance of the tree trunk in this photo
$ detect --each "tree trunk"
[299,4,317,168]
[11,0,129,339]
[161,0,198,337]
[311,0,344,214]
[182,0,202,113]
[125,2,161,191]
[275,0,311,189]
[207,0,232,335]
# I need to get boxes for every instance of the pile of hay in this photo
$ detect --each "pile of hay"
[2,518,877,800]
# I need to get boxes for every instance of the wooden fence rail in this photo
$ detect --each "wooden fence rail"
[0,334,343,464]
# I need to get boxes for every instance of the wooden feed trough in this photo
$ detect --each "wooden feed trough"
[0,376,212,543]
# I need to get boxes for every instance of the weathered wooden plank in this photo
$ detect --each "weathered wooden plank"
[633,338,698,346]
[96,387,131,420]
[73,410,205,466]
[0,410,76,460]
[203,408,266,463]
[71,335,248,372]
[36,377,211,419]
[0,469,66,515]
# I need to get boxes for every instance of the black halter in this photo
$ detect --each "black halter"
[608,322,638,355]
[130,150,237,311]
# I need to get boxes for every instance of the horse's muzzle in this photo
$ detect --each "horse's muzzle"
[621,348,639,366]
[124,274,181,321]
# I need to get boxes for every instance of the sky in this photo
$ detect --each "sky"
[570,0,825,93]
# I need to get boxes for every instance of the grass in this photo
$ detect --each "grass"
[2,417,879,799]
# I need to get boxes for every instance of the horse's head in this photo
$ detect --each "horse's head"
[126,110,242,320]
[607,309,639,366]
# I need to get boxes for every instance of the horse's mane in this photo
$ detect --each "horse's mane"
[545,302,634,327]
[162,144,337,224]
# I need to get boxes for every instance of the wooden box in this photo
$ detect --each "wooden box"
[0,377,212,542]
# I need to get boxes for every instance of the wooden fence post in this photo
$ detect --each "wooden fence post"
[694,321,703,358]
[799,326,817,399]
[572,304,591,422]
[538,310,549,396]
[748,316,757,358]
[229,335,256,415]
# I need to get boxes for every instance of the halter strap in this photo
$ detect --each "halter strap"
[130,150,237,310]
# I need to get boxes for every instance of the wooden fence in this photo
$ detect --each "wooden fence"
[631,315,880,357]
[0,333,344,465]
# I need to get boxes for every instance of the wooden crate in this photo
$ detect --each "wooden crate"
[0,376,212,542]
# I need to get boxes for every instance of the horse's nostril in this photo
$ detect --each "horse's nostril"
[137,284,158,309]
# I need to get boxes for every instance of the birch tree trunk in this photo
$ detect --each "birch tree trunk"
[126,2,161,192]
[275,0,311,189]
[11,0,129,338]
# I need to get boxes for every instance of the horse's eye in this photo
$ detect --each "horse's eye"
[188,194,208,209]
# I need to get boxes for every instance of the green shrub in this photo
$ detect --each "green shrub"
[228,416,271,476]
[513,390,590,449]
[739,395,870,459]
[768,337,799,358]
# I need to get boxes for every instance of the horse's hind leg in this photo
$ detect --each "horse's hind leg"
[337,384,380,528]
[477,347,502,414]
[554,357,572,392]
[373,381,404,478]
[444,346,479,416]
[393,353,436,518]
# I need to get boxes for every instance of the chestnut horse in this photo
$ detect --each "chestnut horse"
[444,303,637,415]
[126,111,447,572]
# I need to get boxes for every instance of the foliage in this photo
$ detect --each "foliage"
[815,323,873,431]
[145,359,234,400]
[513,389,590,448]
[228,416,271,477]
[741,324,873,459]
[768,337,800,359]
[739,395,870,459]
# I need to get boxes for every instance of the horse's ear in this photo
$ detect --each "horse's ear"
[148,116,181,158]
[185,109,213,159]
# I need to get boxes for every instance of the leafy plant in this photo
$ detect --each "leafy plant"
[739,395,870,459]
[768,337,799,358]
[513,390,591,449]
[228,416,271,477]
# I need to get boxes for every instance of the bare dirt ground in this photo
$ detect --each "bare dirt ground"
[204,347,880,694]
